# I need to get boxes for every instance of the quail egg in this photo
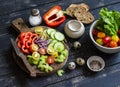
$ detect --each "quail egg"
[76,58,85,66]
[68,62,76,70]
[73,41,81,49]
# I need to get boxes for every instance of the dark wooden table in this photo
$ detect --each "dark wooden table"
[1,0,120,87]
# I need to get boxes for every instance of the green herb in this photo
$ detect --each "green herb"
[96,8,120,36]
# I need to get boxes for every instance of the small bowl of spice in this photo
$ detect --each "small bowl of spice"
[87,56,105,72]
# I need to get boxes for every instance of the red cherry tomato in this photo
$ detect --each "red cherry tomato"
[92,29,99,36]
[117,39,120,46]
[109,40,118,48]
[38,48,46,55]
[102,36,111,44]
[46,56,55,64]
[104,43,110,47]
[118,30,120,35]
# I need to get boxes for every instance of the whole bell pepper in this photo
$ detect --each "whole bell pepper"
[43,5,66,27]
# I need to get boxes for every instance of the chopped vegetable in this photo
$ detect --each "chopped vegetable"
[54,42,64,52]
[54,32,65,41]
[17,32,38,54]
[57,70,64,77]
[29,44,39,52]
[38,47,47,55]
[46,56,55,64]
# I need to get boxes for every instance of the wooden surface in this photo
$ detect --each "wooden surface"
[0,0,120,87]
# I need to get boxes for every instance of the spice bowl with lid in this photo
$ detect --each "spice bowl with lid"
[87,56,105,72]
[64,20,85,39]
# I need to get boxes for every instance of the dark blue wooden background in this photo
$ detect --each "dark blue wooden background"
[0,0,120,87]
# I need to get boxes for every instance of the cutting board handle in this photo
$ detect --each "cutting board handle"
[12,18,30,33]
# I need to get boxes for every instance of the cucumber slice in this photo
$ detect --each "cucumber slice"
[48,40,58,47]
[61,49,68,57]
[50,31,56,39]
[47,28,56,35]
[57,70,64,77]
[54,42,64,52]
[55,32,65,41]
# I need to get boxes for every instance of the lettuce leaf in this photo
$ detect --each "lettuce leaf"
[96,8,120,36]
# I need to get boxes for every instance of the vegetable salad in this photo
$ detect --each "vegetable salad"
[17,26,68,72]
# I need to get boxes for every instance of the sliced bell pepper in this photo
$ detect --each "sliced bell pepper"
[43,5,66,27]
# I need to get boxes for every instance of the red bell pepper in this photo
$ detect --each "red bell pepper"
[43,5,66,27]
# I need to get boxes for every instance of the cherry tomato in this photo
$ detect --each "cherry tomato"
[111,35,119,42]
[109,40,118,48]
[96,38,103,45]
[97,32,106,38]
[46,56,55,64]
[92,29,99,36]
[102,36,111,44]
[29,44,39,52]
[117,39,120,46]
[38,47,46,55]
[118,30,120,35]
[104,43,110,47]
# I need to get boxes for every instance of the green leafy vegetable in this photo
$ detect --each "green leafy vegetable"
[96,8,120,36]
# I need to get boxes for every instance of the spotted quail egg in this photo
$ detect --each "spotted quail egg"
[73,41,81,49]
[76,58,85,66]
[68,62,76,70]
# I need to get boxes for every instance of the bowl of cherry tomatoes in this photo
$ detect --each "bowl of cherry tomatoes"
[89,20,120,53]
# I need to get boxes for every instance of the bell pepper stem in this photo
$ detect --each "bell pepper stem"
[62,11,67,15]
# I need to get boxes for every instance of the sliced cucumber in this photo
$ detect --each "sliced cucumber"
[50,31,56,39]
[47,28,56,35]
[48,40,58,48]
[61,49,68,57]
[54,42,64,52]
[55,32,65,41]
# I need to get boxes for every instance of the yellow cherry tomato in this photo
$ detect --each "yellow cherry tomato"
[96,38,103,45]
[97,32,106,38]
[111,35,119,42]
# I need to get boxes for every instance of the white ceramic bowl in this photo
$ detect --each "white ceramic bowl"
[87,56,105,72]
[89,20,120,53]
